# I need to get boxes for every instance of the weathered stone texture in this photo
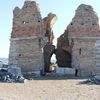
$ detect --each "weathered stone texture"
[57,4,100,76]
[43,43,55,72]
[43,13,57,72]
[67,4,100,76]
[12,1,43,38]
[9,2,100,76]
[68,4,100,37]
[56,29,72,67]
[9,1,45,72]
[71,39,96,76]
[55,48,72,67]
[43,13,57,44]
[57,30,69,48]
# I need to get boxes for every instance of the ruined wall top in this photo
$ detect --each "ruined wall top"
[43,13,57,30]
[67,4,100,37]
[11,0,43,38]
[43,13,57,43]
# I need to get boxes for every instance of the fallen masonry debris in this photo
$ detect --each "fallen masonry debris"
[0,67,27,83]
[80,75,100,85]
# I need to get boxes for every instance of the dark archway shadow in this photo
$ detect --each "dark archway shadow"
[43,43,56,72]
[55,48,72,68]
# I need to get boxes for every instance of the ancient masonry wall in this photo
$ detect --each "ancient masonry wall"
[9,1,45,72]
[71,39,96,76]
[67,4,100,76]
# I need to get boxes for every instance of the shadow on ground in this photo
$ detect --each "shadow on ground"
[78,79,100,85]
[23,73,88,81]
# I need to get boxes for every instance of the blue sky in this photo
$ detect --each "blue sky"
[0,0,100,58]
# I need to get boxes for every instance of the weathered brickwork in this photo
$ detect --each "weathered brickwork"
[68,4,100,37]
[67,4,100,76]
[57,4,100,76]
[9,1,45,72]
[43,13,57,44]
[9,1,100,76]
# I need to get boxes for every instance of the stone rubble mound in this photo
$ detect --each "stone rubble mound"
[83,75,100,85]
[0,67,27,83]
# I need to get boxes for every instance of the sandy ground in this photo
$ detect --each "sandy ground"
[0,76,100,100]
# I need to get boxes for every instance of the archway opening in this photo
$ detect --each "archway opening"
[50,53,57,64]
[43,44,56,72]
[55,49,72,68]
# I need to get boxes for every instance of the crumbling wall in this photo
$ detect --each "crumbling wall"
[68,4,99,37]
[43,43,55,72]
[67,4,100,76]
[56,29,72,67]
[43,13,57,72]
[43,13,57,44]
[9,1,45,72]
[9,1,100,76]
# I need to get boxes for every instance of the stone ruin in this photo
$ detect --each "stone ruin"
[43,13,57,44]
[58,4,100,76]
[9,1,45,72]
[56,29,72,68]
[9,0,57,73]
[8,1,100,77]
[70,4,100,76]
[43,13,57,72]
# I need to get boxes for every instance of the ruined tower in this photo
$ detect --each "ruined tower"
[67,4,100,76]
[9,1,45,72]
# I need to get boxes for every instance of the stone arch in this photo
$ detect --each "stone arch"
[43,43,56,72]
[55,48,72,68]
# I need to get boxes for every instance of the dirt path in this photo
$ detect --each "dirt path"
[0,77,100,100]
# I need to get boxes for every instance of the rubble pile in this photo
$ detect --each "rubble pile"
[81,75,100,85]
[0,67,27,83]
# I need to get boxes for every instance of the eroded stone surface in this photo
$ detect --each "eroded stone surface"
[43,13,57,44]
[9,2,100,76]
[68,4,100,37]
[43,13,57,72]
[57,4,100,76]
[43,43,55,72]
[9,1,45,72]
[67,4,100,76]
[56,29,72,67]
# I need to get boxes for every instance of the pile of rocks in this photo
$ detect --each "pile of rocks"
[83,75,100,85]
[0,67,27,83]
